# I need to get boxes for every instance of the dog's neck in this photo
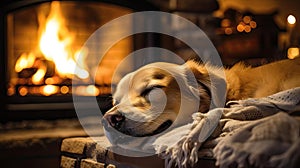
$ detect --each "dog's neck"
[186,60,262,110]
[207,64,257,102]
[186,61,227,111]
[224,63,258,101]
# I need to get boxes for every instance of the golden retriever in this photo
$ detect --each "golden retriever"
[103,58,300,137]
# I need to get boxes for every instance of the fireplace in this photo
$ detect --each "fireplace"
[0,0,158,121]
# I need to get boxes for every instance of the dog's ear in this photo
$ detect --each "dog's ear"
[185,60,210,87]
[183,60,211,112]
[184,60,227,111]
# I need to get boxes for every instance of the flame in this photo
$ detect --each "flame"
[42,85,59,96]
[38,1,89,79]
[288,47,300,59]
[32,64,47,85]
[13,1,97,96]
[15,53,36,72]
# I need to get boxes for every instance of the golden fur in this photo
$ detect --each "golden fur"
[103,58,300,136]
[187,57,300,100]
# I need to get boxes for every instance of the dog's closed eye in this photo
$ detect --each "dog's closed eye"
[141,85,165,97]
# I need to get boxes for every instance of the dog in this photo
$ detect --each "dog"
[103,58,300,137]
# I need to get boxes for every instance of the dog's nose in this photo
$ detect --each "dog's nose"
[103,112,125,129]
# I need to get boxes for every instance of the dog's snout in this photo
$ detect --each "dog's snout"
[104,112,125,129]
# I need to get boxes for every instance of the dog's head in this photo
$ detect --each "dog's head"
[102,61,214,137]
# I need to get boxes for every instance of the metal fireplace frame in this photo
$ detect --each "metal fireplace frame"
[0,0,158,121]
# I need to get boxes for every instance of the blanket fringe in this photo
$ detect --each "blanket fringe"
[160,132,204,168]
[157,88,300,168]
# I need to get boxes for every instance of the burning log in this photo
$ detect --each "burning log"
[17,68,37,78]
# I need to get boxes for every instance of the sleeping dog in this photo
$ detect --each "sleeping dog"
[103,58,300,137]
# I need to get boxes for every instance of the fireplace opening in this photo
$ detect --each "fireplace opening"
[0,0,158,121]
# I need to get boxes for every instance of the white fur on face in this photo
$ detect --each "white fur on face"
[105,62,203,136]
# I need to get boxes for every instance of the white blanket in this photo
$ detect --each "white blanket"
[153,87,300,168]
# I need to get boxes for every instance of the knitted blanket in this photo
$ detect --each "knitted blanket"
[153,87,300,168]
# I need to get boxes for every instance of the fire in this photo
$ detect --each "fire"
[42,85,59,96]
[13,1,93,96]
[15,53,36,72]
[38,1,89,79]
[32,63,46,85]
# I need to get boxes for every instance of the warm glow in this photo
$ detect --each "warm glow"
[42,85,59,96]
[19,87,28,96]
[237,24,244,32]
[244,25,251,33]
[32,65,47,84]
[287,15,296,25]
[288,47,300,59]
[11,1,129,97]
[39,1,89,79]
[15,53,36,72]
[86,85,100,96]
[225,28,233,35]
[250,21,257,28]
[221,19,231,27]
[7,86,15,96]
[243,16,251,24]
[74,85,100,96]
[45,77,55,85]
[60,86,69,94]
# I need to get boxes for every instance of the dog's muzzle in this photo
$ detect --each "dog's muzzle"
[102,109,173,137]
[103,111,125,130]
